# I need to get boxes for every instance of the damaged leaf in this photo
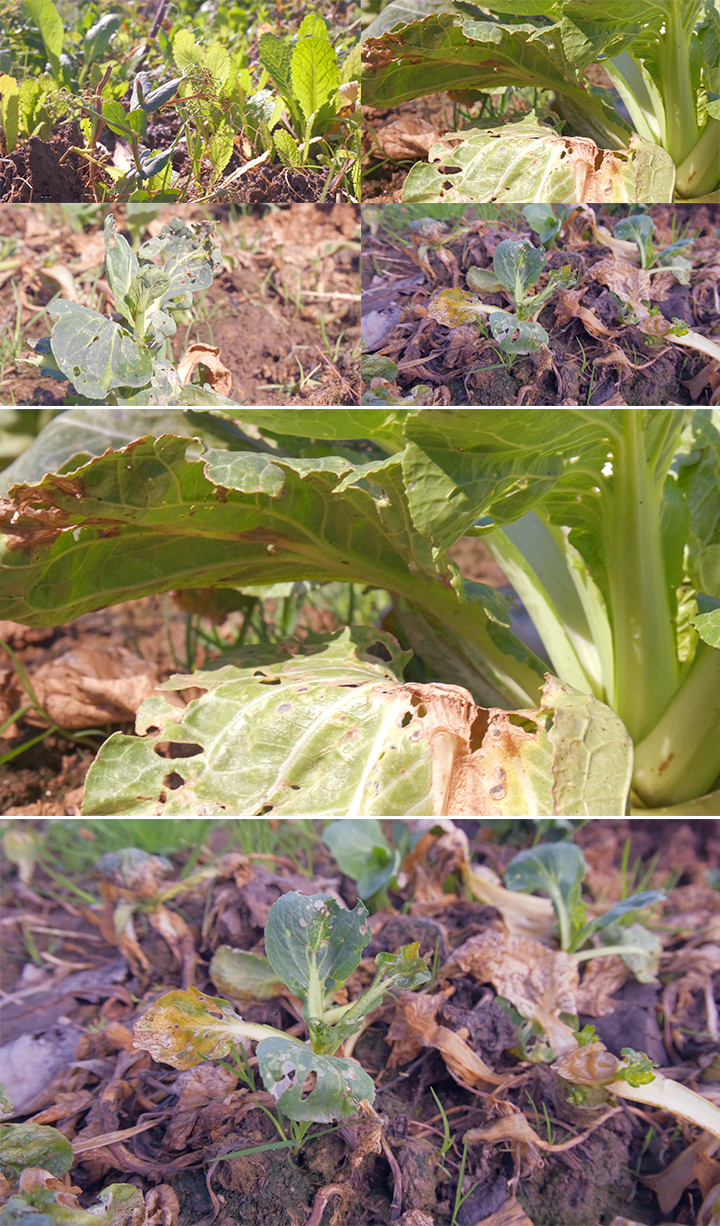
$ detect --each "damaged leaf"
[209,948,286,1000]
[256,1037,375,1122]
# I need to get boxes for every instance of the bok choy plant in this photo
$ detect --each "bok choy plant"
[361,0,720,203]
[1,407,719,817]
[133,890,430,1121]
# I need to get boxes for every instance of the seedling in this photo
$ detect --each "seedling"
[133,891,430,1122]
[500,841,665,969]
[612,213,693,274]
[21,216,237,406]
[428,238,576,355]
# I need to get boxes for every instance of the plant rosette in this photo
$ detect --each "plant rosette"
[20,217,238,406]
[133,891,430,1122]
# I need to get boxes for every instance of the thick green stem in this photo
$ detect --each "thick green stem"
[658,0,700,165]
[603,416,679,743]
[631,640,720,806]
[675,117,720,198]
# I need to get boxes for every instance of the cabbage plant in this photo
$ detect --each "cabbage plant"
[21,217,238,407]
[0,407,719,817]
[361,0,720,203]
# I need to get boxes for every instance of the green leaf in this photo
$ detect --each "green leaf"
[0,1085,12,1117]
[597,920,662,981]
[83,13,121,66]
[361,354,399,383]
[582,890,666,938]
[489,311,549,353]
[0,1123,73,1177]
[0,76,19,155]
[493,239,546,302]
[256,1035,375,1121]
[374,942,431,991]
[522,204,563,246]
[258,32,294,100]
[46,302,153,399]
[136,218,222,309]
[298,13,330,40]
[323,819,400,898]
[24,0,64,80]
[264,892,371,1011]
[207,120,235,180]
[133,985,278,1068]
[104,215,140,323]
[692,608,720,648]
[209,947,286,1000]
[504,841,586,950]
[290,36,339,122]
[0,409,196,495]
[613,214,655,266]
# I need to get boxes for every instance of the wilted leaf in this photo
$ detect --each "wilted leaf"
[387,991,505,1087]
[427,287,490,328]
[400,118,674,204]
[450,929,580,1056]
[177,344,233,398]
[256,1036,375,1122]
[133,985,277,1068]
[97,848,173,897]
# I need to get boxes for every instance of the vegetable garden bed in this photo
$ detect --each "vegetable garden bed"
[0,205,360,407]
[360,203,720,407]
[0,0,359,204]
[1,818,719,1226]
[1,407,719,817]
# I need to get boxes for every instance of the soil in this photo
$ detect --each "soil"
[0,123,88,204]
[0,819,718,1226]
[361,204,720,406]
[0,202,360,406]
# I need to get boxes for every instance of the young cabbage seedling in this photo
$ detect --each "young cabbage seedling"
[133,891,430,1122]
[428,238,576,355]
[497,841,665,971]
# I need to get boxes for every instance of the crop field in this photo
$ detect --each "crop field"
[360,204,720,407]
[360,0,720,205]
[0,203,361,407]
[0,0,359,204]
[0,817,719,1226]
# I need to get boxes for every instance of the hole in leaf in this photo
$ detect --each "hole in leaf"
[508,714,538,734]
[258,677,282,686]
[163,772,185,790]
[401,712,413,727]
[153,742,204,758]
[469,710,489,752]
[366,640,392,662]
[258,804,274,815]
[300,1072,317,1099]
[158,791,167,803]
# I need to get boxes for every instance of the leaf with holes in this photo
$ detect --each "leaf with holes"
[256,1036,376,1121]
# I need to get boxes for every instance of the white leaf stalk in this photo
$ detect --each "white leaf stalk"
[638,314,720,363]
[606,1074,720,1141]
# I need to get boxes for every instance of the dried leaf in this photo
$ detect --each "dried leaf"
[177,343,232,397]
[373,116,439,160]
[164,1064,237,1151]
[642,1132,720,1214]
[587,258,652,316]
[450,929,579,1055]
[387,990,505,1088]
[554,290,617,339]
[27,645,159,730]
[576,955,628,1017]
